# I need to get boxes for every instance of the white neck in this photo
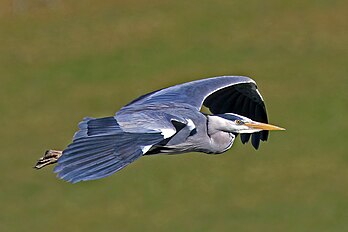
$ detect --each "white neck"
[207,115,234,134]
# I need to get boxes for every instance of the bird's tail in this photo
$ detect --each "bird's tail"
[51,117,164,183]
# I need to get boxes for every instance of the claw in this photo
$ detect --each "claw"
[34,150,62,169]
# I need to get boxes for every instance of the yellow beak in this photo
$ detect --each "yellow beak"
[244,122,285,131]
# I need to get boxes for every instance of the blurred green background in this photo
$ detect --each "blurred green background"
[1,0,347,231]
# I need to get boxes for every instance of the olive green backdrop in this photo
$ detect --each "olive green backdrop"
[1,0,347,231]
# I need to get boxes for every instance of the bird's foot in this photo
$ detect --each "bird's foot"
[34,150,62,169]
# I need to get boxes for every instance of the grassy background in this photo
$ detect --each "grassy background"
[1,0,347,231]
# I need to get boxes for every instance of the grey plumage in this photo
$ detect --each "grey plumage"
[49,76,284,183]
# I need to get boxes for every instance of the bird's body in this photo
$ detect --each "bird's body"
[35,76,284,183]
[142,107,235,155]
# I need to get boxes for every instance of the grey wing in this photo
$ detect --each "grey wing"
[116,108,190,138]
[119,76,255,111]
[117,76,268,149]
[54,117,166,183]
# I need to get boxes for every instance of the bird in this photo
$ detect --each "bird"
[35,76,284,183]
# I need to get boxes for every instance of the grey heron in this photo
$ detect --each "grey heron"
[35,76,284,183]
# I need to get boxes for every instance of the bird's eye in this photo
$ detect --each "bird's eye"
[235,120,244,125]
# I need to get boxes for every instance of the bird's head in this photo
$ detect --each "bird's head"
[215,113,285,134]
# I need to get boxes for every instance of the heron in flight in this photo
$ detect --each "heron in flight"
[35,76,284,183]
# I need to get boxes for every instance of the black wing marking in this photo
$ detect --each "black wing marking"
[203,82,269,149]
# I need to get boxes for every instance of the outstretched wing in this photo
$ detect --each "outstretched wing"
[54,117,165,183]
[118,76,268,149]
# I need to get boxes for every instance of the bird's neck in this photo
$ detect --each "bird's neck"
[206,115,234,134]
[206,115,235,153]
